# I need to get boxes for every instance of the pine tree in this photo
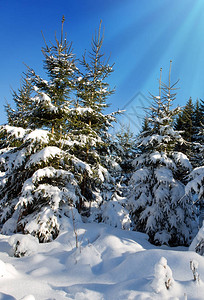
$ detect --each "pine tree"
[174,97,194,156]
[128,64,196,246]
[114,123,136,178]
[185,100,204,229]
[0,18,85,242]
[175,98,194,142]
[69,21,121,213]
[175,98,204,167]
[0,19,124,239]
[190,99,204,167]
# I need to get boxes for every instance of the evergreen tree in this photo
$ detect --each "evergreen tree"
[128,65,196,246]
[0,18,88,242]
[175,98,204,167]
[174,97,194,156]
[191,99,204,167]
[0,125,82,242]
[0,19,124,240]
[137,116,151,154]
[114,123,136,178]
[69,21,121,212]
[185,100,204,229]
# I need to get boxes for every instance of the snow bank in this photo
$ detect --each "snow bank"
[0,222,204,300]
[0,259,18,278]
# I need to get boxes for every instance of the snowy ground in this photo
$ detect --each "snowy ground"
[0,219,204,300]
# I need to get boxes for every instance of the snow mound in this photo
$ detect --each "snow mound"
[0,259,18,278]
[9,234,39,257]
[151,257,174,293]
[0,223,204,299]
[0,259,7,276]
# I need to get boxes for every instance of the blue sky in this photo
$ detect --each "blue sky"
[0,0,204,132]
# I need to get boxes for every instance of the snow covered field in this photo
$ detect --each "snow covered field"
[0,219,204,300]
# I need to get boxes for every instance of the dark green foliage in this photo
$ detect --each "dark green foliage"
[5,76,34,129]
[193,99,203,140]
[115,124,136,174]
[175,98,194,142]
[174,98,204,167]
[174,98,194,156]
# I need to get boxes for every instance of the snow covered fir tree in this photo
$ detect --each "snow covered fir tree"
[127,64,197,246]
[0,18,82,242]
[68,20,123,214]
[0,19,124,242]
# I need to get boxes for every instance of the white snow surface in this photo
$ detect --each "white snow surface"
[0,221,204,300]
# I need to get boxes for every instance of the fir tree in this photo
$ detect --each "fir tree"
[175,98,194,142]
[191,99,204,167]
[175,98,204,167]
[128,64,196,246]
[185,102,204,228]
[69,21,121,212]
[174,97,194,156]
[0,19,124,239]
[0,18,85,242]
[114,123,136,177]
